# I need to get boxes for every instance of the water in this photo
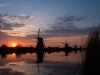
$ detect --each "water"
[0,51,83,75]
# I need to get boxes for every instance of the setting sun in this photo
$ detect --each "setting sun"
[12,43,17,47]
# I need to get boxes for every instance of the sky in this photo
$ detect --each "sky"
[0,0,100,47]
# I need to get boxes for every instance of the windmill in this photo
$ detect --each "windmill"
[36,28,45,49]
[60,40,70,57]
[60,40,69,48]
[35,28,45,64]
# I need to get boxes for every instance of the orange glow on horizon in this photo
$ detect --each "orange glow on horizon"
[5,35,87,47]
[12,43,17,47]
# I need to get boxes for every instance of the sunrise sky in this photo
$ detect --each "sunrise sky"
[0,0,100,47]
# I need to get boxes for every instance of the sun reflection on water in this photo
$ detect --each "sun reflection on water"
[0,52,82,75]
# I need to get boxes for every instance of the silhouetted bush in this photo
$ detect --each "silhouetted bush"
[1,44,7,48]
[83,25,100,75]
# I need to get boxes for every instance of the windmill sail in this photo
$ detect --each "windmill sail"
[37,28,40,38]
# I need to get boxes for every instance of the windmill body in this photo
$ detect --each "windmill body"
[36,37,44,49]
[36,29,45,49]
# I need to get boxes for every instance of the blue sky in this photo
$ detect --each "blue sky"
[0,0,100,28]
[0,0,100,46]
[0,0,100,16]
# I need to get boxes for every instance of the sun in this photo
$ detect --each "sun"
[12,43,17,47]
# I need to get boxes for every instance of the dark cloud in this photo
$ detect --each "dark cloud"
[51,15,87,30]
[42,15,89,37]
[0,18,13,30]
[0,14,32,20]
[0,14,29,30]
[11,23,26,29]
[43,28,90,37]
[56,15,86,22]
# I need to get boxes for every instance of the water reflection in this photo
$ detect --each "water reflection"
[0,51,82,75]
[36,49,44,63]
[0,67,27,75]
[0,53,7,59]
[15,53,22,58]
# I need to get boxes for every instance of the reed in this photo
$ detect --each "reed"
[83,25,100,75]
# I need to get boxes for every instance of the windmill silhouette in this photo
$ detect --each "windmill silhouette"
[36,29,45,63]
[36,28,45,49]
[60,40,70,56]
[60,40,69,48]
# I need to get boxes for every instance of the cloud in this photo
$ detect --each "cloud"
[0,14,33,29]
[0,31,18,42]
[41,15,90,37]
[0,14,34,37]
[0,14,33,23]
[0,4,6,7]
[26,28,90,39]
[57,15,86,22]
[0,17,26,30]
[45,28,90,37]
[0,14,90,43]
[51,15,87,30]
[25,15,90,39]
[0,18,13,30]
